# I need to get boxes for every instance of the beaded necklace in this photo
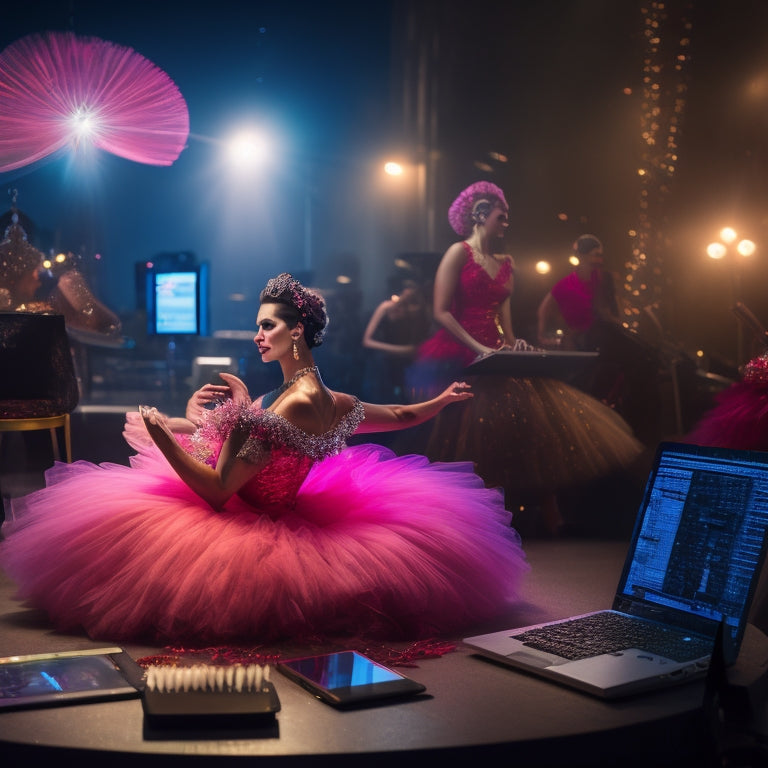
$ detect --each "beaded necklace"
[261,365,319,409]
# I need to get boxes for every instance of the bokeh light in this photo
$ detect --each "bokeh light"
[706,242,727,259]
[383,161,404,176]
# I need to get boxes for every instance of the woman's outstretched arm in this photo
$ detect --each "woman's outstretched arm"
[353,381,473,434]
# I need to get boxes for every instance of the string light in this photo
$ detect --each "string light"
[625,2,693,331]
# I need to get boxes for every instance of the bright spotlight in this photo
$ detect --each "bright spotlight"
[226,130,270,169]
[737,239,756,257]
[720,227,738,244]
[68,107,100,144]
[384,161,404,176]
[535,261,551,275]
[706,242,727,259]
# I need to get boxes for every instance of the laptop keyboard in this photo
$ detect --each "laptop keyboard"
[514,611,713,662]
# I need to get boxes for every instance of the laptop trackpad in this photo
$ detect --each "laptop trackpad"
[506,651,558,669]
[554,650,698,686]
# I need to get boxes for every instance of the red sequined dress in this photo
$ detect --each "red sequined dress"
[408,242,644,503]
[0,389,529,644]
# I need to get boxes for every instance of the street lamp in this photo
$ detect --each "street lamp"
[706,227,757,365]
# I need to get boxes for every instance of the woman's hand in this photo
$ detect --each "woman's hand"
[355,381,473,434]
[185,382,231,424]
[217,373,250,404]
[140,405,176,443]
[499,338,537,351]
[437,381,474,406]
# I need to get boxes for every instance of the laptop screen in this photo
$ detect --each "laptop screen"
[615,443,768,644]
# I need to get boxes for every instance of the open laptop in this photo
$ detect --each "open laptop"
[464,442,768,698]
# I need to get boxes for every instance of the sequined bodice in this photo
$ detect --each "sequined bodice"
[416,242,513,366]
[189,396,365,515]
[239,445,315,512]
[453,249,512,343]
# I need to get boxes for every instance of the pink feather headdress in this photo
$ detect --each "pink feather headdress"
[448,181,508,237]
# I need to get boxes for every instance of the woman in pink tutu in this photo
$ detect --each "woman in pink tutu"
[0,273,528,644]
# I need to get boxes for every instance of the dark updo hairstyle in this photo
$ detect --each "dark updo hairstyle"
[259,272,328,348]
[574,234,602,255]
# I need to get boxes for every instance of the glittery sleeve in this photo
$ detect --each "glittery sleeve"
[237,398,365,462]
[188,396,365,465]
[187,396,253,465]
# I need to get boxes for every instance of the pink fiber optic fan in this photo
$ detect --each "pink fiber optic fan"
[0,31,189,172]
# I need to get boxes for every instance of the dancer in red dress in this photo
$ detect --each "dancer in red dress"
[408,182,644,534]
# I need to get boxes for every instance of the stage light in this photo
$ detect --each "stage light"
[0,31,189,171]
[384,161,404,176]
[225,130,271,170]
[68,107,100,143]
[705,228,758,364]
[706,242,727,259]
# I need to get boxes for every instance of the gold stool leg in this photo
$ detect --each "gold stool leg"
[64,413,72,463]
[48,426,61,462]
[46,415,72,462]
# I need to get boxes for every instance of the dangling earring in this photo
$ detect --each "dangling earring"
[292,338,299,360]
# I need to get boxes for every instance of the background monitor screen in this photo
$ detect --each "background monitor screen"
[147,265,208,335]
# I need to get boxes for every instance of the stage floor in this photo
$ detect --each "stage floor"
[1,537,767,766]
[2,398,767,765]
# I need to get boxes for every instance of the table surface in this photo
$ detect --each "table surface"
[1,539,766,766]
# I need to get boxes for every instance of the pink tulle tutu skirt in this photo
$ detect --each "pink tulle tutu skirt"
[0,443,529,644]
